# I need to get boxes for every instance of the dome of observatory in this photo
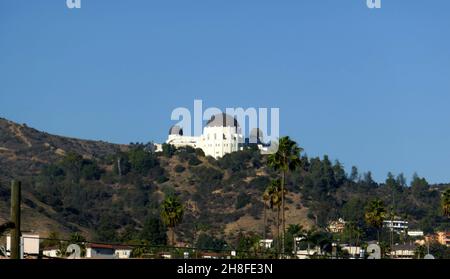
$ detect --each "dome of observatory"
[205,113,239,128]
[169,125,183,136]
[249,128,264,142]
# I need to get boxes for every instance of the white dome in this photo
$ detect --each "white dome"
[205,113,239,128]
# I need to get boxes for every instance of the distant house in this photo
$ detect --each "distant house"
[424,231,450,247]
[341,245,362,258]
[114,245,133,259]
[259,239,273,249]
[6,233,40,257]
[436,231,450,247]
[407,230,424,237]
[201,252,222,259]
[383,220,408,233]
[159,252,172,259]
[296,247,321,259]
[42,246,60,258]
[85,243,131,259]
[86,243,116,259]
[391,244,416,259]
[328,218,346,233]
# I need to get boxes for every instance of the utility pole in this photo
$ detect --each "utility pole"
[10,180,21,259]
[390,183,395,258]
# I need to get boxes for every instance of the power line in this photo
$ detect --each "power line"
[15,235,345,259]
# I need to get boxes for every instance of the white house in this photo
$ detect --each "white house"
[295,248,321,259]
[114,246,133,259]
[391,244,416,259]
[407,230,424,237]
[6,233,40,258]
[341,245,362,258]
[86,243,116,259]
[327,218,346,233]
[42,246,60,258]
[383,220,408,233]
[85,243,133,259]
[259,239,273,249]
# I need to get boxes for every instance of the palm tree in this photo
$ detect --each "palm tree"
[160,195,184,246]
[365,199,387,243]
[262,189,270,240]
[265,179,284,255]
[267,136,302,255]
[442,188,450,218]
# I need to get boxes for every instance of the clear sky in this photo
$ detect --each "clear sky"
[1,0,450,184]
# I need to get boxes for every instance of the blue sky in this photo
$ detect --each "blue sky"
[1,0,450,184]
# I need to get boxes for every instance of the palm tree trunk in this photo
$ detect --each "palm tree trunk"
[171,227,175,246]
[281,170,286,257]
[277,207,280,257]
[263,202,267,240]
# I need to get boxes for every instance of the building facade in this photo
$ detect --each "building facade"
[166,113,245,159]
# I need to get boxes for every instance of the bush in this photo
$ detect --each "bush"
[235,192,251,209]
[140,216,167,245]
[81,161,102,180]
[249,176,270,192]
[188,156,202,166]
[128,147,158,175]
[196,233,227,252]
[162,143,177,157]
[191,166,223,183]
[157,175,169,184]
[195,148,205,157]
[174,165,186,173]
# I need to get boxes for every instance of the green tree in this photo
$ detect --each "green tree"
[60,152,83,182]
[411,173,429,198]
[58,232,87,257]
[235,192,251,209]
[267,136,302,255]
[396,173,407,188]
[235,232,261,259]
[264,179,284,255]
[162,143,177,157]
[349,166,359,182]
[128,146,158,175]
[41,231,61,249]
[141,216,167,245]
[333,160,346,186]
[196,233,227,252]
[365,199,387,242]
[285,224,305,255]
[160,195,184,246]
[442,188,450,217]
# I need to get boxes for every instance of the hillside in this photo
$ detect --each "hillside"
[0,118,126,237]
[0,117,448,249]
[0,118,312,242]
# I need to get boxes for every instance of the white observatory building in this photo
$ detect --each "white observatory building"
[166,113,244,158]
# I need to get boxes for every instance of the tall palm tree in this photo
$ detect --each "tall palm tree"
[267,136,302,255]
[160,195,184,246]
[262,189,270,240]
[442,188,450,218]
[365,199,386,243]
[265,179,284,255]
